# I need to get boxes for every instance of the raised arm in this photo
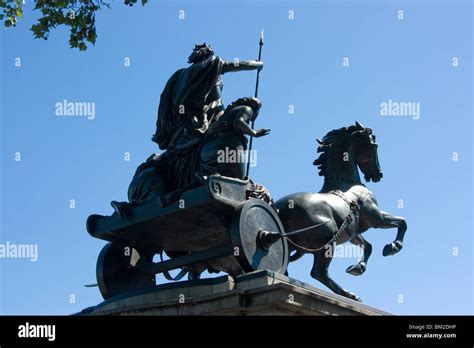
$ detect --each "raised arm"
[221,60,263,74]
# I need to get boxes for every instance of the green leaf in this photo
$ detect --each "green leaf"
[78,42,87,51]
[4,0,152,51]
[87,30,97,45]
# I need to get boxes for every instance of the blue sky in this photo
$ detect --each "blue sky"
[0,0,472,314]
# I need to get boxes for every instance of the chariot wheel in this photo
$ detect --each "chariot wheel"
[96,242,156,300]
[231,199,288,275]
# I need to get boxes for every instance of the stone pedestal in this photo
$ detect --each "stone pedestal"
[81,270,389,316]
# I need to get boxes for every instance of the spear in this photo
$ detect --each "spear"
[246,30,264,179]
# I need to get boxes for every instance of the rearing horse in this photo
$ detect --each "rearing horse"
[275,121,407,302]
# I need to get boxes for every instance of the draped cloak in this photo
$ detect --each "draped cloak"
[142,55,225,194]
[152,55,224,150]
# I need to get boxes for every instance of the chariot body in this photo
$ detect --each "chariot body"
[87,175,288,299]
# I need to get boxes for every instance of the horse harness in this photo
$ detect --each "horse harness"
[287,190,361,253]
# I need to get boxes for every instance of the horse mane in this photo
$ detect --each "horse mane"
[313,125,359,176]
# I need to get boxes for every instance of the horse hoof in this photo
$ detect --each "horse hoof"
[345,291,362,302]
[382,243,393,256]
[346,262,366,276]
[382,241,403,257]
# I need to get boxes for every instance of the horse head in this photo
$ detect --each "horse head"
[352,121,383,183]
[314,121,383,187]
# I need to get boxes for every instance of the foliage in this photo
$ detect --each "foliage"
[0,0,149,51]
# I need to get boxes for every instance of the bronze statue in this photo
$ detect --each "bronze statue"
[87,39,407,304]
[276,121,407,301]
[127,43,264,204]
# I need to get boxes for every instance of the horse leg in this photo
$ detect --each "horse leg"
[310,250,362,302]
[376,212,407,257]
[361,199,407,257]
[345,235,372,276]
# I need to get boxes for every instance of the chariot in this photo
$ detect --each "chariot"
[87,175,288,299]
